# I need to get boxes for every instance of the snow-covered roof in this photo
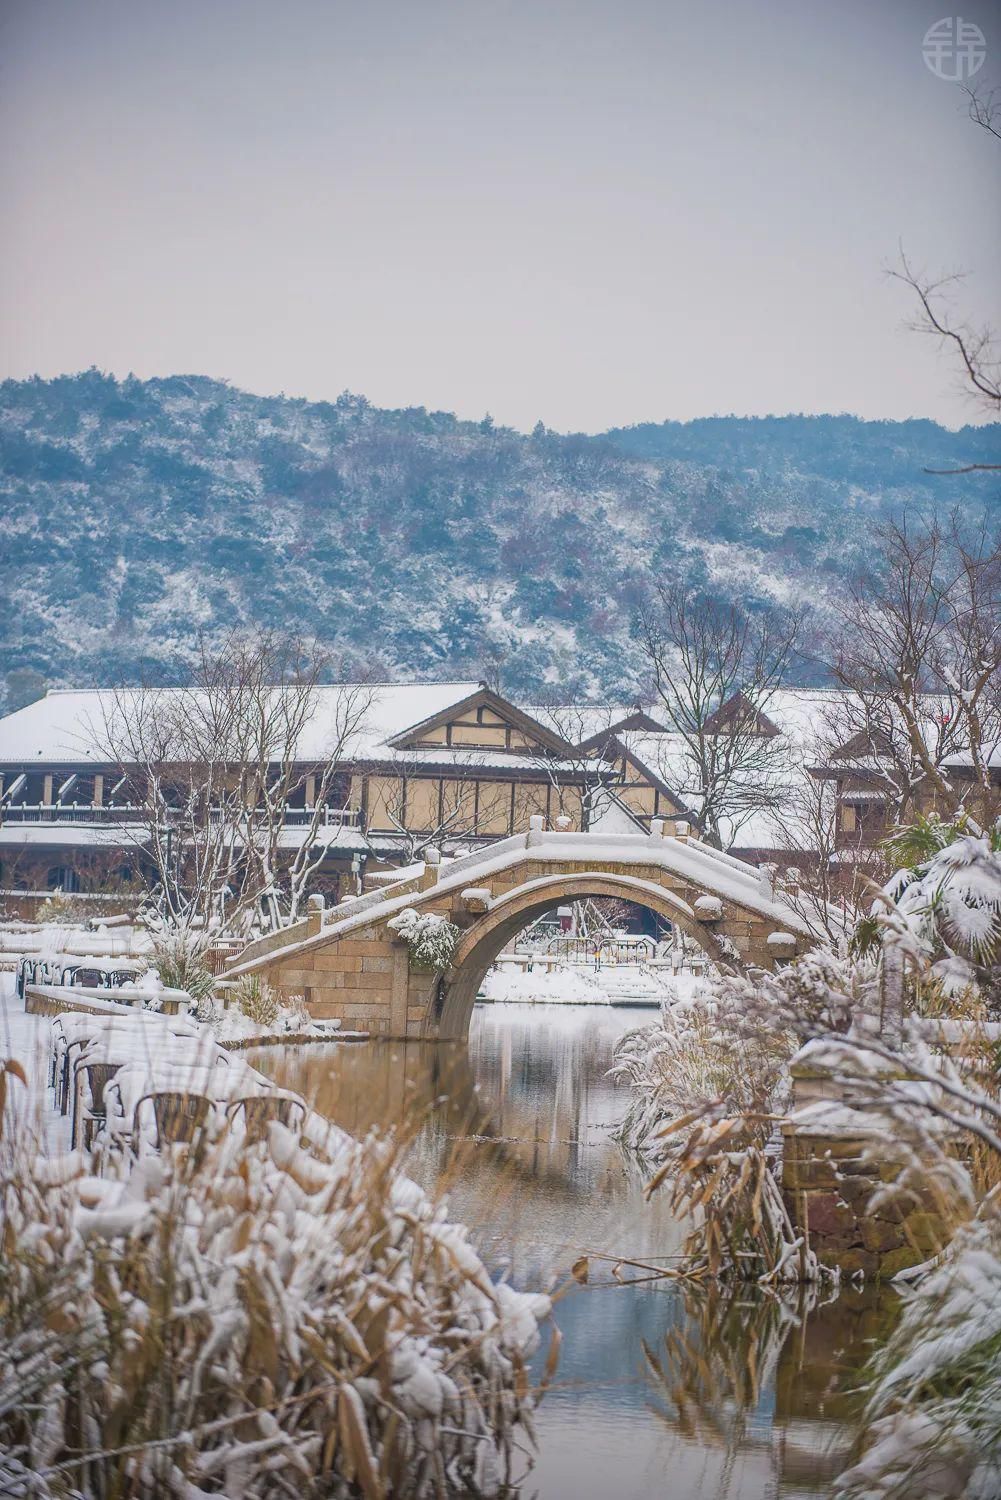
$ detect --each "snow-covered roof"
[525,704,671,747]
[587,790,649,838]
[0,683,484,766]
[0,822,150,848]
[753,688,852,748]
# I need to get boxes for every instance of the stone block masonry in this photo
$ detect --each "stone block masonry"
[226,828,823,1041]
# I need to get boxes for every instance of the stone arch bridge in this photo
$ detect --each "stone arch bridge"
[226,824,821,1041]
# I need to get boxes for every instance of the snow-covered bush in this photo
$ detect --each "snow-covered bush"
[35,890,91,925]
[0,1100,551,1497]
[880,817,1001,1015]
[388,908,460,972]
[836,1205,1001,1500]
[234,972,280,1028]
[200,990,316,1042]
[147,921,215,1007]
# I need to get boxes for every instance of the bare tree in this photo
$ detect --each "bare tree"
[363,753,514,863]
[92,632,373,934]
[527,699,623,828]
[760,746,879,942]
[635,585,801,849]
[888,91,1000,471]
[830,513,1001,824]
[964,82,1001,142]
[890,252,1000,472]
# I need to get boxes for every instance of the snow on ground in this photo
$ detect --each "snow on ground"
[479,960,706,1007]
[480,962,611,1005]
[0,973,71,1152]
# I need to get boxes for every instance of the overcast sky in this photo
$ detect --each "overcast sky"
[2,0,999,431]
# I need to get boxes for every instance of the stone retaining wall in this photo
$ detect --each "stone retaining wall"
[781,1123,949,1277]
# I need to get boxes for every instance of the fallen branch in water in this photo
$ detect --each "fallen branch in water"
[571,1250,685,1284]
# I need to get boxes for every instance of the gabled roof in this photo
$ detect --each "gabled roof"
[386,686,573,756]
[702,691,781,739]
[573,707,671,752]
[829,727,898,763]
[604,734,693,815]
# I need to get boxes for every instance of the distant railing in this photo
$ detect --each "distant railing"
[0,803,363,829]
[1,804,147,824]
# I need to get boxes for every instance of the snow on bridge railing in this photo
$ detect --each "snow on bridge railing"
[434,823,765,884]
[227,820,827,978]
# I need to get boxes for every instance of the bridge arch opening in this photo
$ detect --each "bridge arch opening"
[434,871,729,1042]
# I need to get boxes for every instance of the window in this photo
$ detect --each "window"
[405,779,439,831]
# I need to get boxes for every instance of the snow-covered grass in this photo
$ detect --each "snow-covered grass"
[610,974,811,1280]
[0,988,552,1496]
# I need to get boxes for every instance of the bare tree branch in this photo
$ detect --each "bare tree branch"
[90,631,374,934]
[963,82,1001,142]
[829,513,1001,825]
[635,586,801,849]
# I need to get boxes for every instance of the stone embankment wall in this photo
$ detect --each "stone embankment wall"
[781,1125,948,1277]
[781,1052,951,1277]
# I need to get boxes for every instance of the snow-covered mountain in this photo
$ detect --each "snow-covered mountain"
[2,370,998,709]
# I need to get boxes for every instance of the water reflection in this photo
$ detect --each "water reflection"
[257,1002,688,1285]
[530,1280,892,1500]
[254,1002,896,1499]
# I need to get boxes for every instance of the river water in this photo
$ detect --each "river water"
[255,1002,897,1500]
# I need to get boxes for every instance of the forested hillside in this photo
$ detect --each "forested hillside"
[2,371,998,709]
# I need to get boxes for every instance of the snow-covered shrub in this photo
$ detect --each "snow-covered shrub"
[0,1101,550,1497]
[836,1204,1001,1500]
[388,907,460,972]
[35,890,91,925]
[885,818,1001,1016]
[147,921,215,1006]
[283,990,311,1030]
[854,817,1001,1009]
[234,972,280,1028]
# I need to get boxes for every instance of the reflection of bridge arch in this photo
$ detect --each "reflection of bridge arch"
[228,829,823,1041]
[439,872,724,1041]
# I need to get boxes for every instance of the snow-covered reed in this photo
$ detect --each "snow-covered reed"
[836,1205,1001,1500]
[611,974,794,1157]
[613,818,1001,1487]
[0,1078,551,1497]
[610,974,819,1280]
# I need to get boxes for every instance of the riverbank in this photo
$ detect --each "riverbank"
[478,961,703,1008]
